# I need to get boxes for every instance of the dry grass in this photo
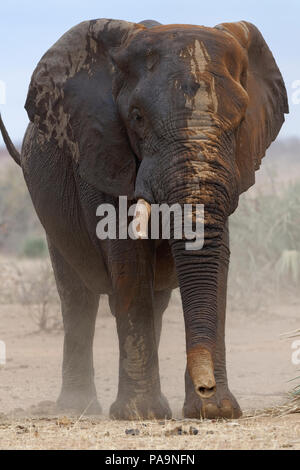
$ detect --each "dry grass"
[0,413,299,450]
[259,399,300,418]
[281,328,300,401]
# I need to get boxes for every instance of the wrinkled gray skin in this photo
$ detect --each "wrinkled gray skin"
[0,18,288,419]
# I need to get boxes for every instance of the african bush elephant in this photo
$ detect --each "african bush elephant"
[0,18,288,419]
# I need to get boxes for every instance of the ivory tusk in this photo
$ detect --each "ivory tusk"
[133,199,151,239]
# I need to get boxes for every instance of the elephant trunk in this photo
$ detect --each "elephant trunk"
[135,144,236,399]
[170,230,223,399]
[168,150,233,397]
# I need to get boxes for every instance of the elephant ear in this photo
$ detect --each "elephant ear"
[215,21,289,193]
[25,19,144,198]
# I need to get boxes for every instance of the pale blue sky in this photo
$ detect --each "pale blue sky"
[0,0,299,142]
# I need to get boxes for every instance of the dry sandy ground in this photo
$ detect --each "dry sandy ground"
[0,414,299,450]
[0,294,299,450]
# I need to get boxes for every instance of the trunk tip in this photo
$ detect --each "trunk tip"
[197,384,217,399]
[187,345,216,399]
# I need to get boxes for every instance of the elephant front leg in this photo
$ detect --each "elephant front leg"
[109,240,171,420]
[183,221,242,419]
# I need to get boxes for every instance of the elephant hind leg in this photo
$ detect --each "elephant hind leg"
[47,237,101,415]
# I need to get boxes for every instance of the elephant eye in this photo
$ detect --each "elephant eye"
[131,108,143,123]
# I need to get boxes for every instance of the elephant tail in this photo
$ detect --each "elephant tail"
[0,114,21,166]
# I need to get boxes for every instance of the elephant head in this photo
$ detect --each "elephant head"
[25,19,288,398]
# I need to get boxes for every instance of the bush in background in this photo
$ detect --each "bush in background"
[0,162,43,254]
[22,237,47,258]
[0,259,61,332]
[228,180,300,313]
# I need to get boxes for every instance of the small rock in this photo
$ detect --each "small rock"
[189,426,199,435]
[16,425,29,434]
[165,425,187,436]
[125,428,140,436]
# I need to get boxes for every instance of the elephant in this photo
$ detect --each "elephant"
[0,18,288,420]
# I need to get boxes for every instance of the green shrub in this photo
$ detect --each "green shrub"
[22,237,47,258]
[0,162,44,254]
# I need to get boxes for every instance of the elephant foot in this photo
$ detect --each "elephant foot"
[110,392,172,420]
[183,384,242,420]
[56,388,102,415]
